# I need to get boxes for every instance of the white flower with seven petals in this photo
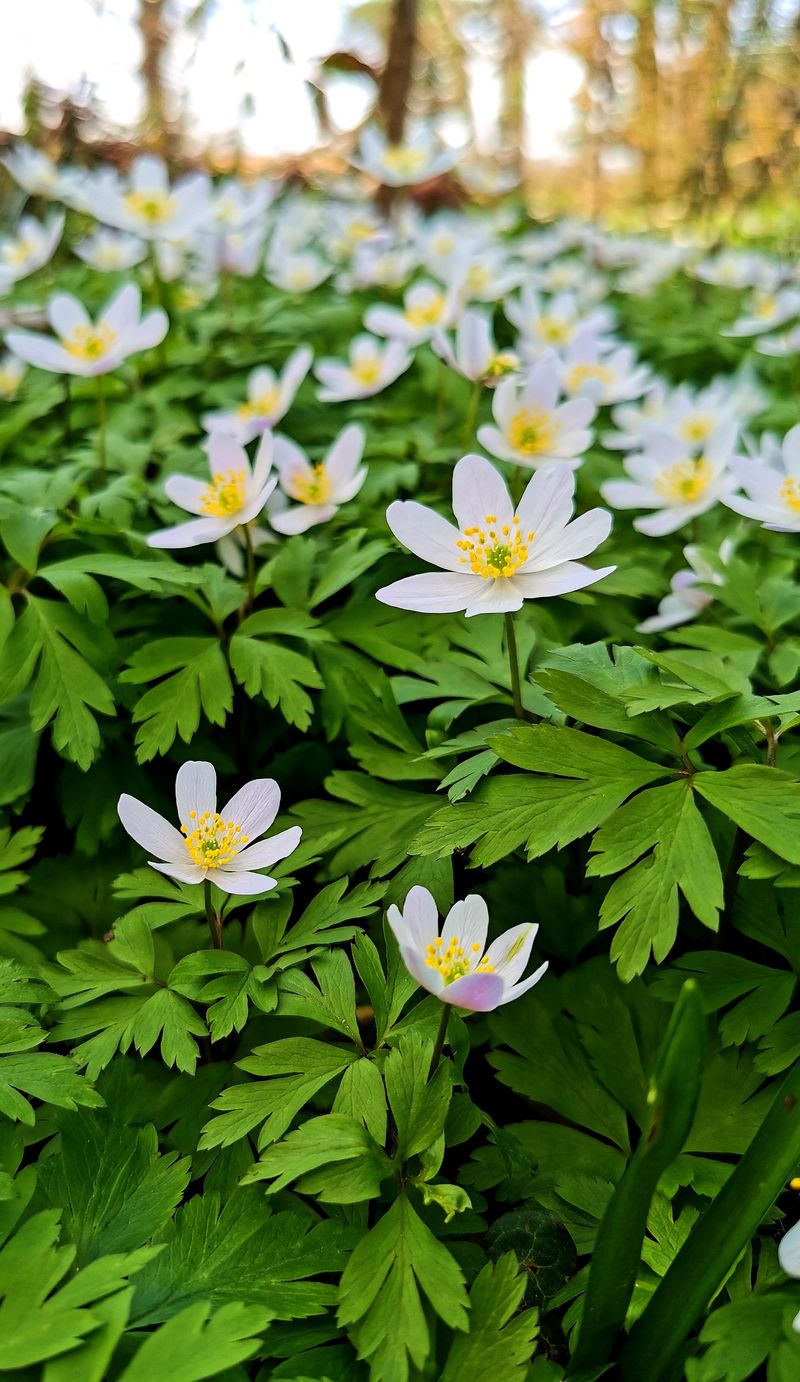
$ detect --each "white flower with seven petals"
[388,886,548,1012]
[202,347,312,444]
[477,358,596,470]
[269,424,367,534]
[314,334,411,401]
[377,454,615,617]
[147,433,276,550]
[92,154,211,243]
[117,760,301,896]
[5,283,167,378]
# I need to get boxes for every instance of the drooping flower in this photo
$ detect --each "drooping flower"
[269,424,366,535]
[636,541,732,633]
[0,214,64,287]
[350,125,460,187]
[388,886,548,1012]
[202,347,312,444]
[433,308,521,386]
[0,353,25,399]
[314,333,411,402]
[147,432,276,550]
[723,424,800,532]
[74,229,147,272]
[601,426,738,536]
[117,759,301,895]
[4,283,167,378]
[377,453,614,617]
[364,279,458,346]
[477,358,596,470]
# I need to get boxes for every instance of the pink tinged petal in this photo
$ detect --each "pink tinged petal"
[164,475,208,515]
[492,376,518,430]
[440,895,489,958]
[511,561,616,598]
[452,453,514,529]
[385,500,464,571]
[206,869,278,896]
[464,579,525,617]
[401,944,446,997]
[635,507,704,537]
[500,960,549,1005]
[279,344,313,404]
[175,760,217,828]
[440,970,505,1012]
[376,571,480,613]
[483,922,539,985]
[150,860,204,885]
[147,516,234,548]
[117,793,187,864]
[47,293,90,338]
[730,455,784,501]
[394,885,440,952]
[523,358,560,412]
[779,1221,800,1277]
[219,778,280,840]
[233,826,302,871]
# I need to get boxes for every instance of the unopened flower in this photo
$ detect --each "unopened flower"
[364,280,458,346]
[0,214,64,286]
[74,229,148,272]
[147,432,276,550]
[477,358,596,470]
[434,309,521,385]
[315,333,411,402]
[388,886,547,1011]
[269,424,366,535]
[117,759,301,895]
[637,541,732,633]
[377,453,614,617]
[5,283,167,377]
[601,426,738,536]
[202,347,312,443]
[723,424,800,532]
[0,353,25,398]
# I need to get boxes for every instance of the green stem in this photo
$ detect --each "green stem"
[204,878,223,949]
[504,610,525,721]
[64,375,72,448]
[462,379,481,450]
[619,1057,800,1382]
[429,1004,450,1077]
[96,374,107,477]
[243,523,256,612]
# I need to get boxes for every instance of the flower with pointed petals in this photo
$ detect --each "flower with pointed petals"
[477,358,596,470]
[0,353,24,399]
[202,347,312,444]
[377,454,614,618]
[268,424,366,535]
[5,283,167,378]
[433,309,521,386]
[601,425,738,536]
[351,125,460,188]
[117,760,301,896]
[74,229,147,272]
[723,423,800,532]
[779,1219,800,1332]
[147,433,276,550]
[0,214,64,285]
[314,333,411,402]
[364,280,458,346]
[388,886,547,1012]
[636,541,733,634]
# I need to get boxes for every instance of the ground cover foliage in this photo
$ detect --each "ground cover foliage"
[1,165,800,1381]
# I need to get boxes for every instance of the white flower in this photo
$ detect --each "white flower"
[343,244,419,292]
[92,154,211,242]
[218,225,264,276]
[147,432,276,550]
[723,287,800,338]
[5,283,167,378]
[559,332,651,405]
[212,178,274,231]
[202,346,312,443]
[447,249,523,305]
[755,325,800,358]
[723,423,800,532]
[315,333,411,402]
[0,353,24,398]
[74,229,147,272]
[117,760,301,896]
[458,164,520,198]
[364,279,458,346]
[0,214,64,285]
[433,309,520,385]
[602,383,670,451]
[1,144,63,198]
[505,286,612,356]
[351,125,460,187]
[269,424,366,535]
[477,358,596,470]
[377,453,614,617]
[690,250,769,290]
[637,541,732,633]
[388,886,547,1012]
[265,251,331,294]
[778,1220,800,1333]
[601,426,738,536]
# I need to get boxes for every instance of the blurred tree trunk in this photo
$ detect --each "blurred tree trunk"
[137,0,175,158]
[497,0,530,174]
[378,0,420,142]
[633,0,659,209]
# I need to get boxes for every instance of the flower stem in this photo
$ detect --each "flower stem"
[504,610,525,720]
[429,1003,450,1076]
[462,379,481,450]
[204,878,223,949]
[96,374,107,477]
[243,523,256,612]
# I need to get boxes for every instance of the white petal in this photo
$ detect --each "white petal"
[47,293,90,338]
[376,571,479,613]
[483,922,538,985]
[101,282,141,337]
[452,454,513,530]
[219,778,280,840]
[463,579,524,617]
[440,970,505,1011]
[400,944,445,997]
[391,885,439,952]
[512,562,616,598]
[147,516,233,548]
[206,869,278,896]
[499,960,549,1005]
[385,500,463,572]
[164,475,208,515]
[515,462,575,536]
[440,895,489,960]
[233,826,302,870]
[175,761,217,828]
[150,860,204,885]
[779,1221,800,1278]
[117,793,186,864]
[523,507,613,572]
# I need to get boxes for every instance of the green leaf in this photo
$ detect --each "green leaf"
[229,630,322,731]
[440,1254,539,1380]
[242,1112,392,1201]
[385,1032,453,1161]
[118,1300,271,1382]
[121,638,233,762]
[694,766,800,865]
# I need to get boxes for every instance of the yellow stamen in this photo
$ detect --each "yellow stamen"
[382,146,427,178]
[566,362,613,392]
[405,294,445,328]
[678,415,714,444]
[508,406,557,457]
[180,811,248,870]
[123,189,177,225]
[199,469,247,517]
[536,314,572,345]
[239,387,280,419]
[352,358,382,386]
[780,477,800,514]
[653,457,712,504]
[64,323,118,361]
[455,510,533,579]
[287,463,333,506]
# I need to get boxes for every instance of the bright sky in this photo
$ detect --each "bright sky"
[0,0,583,161]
